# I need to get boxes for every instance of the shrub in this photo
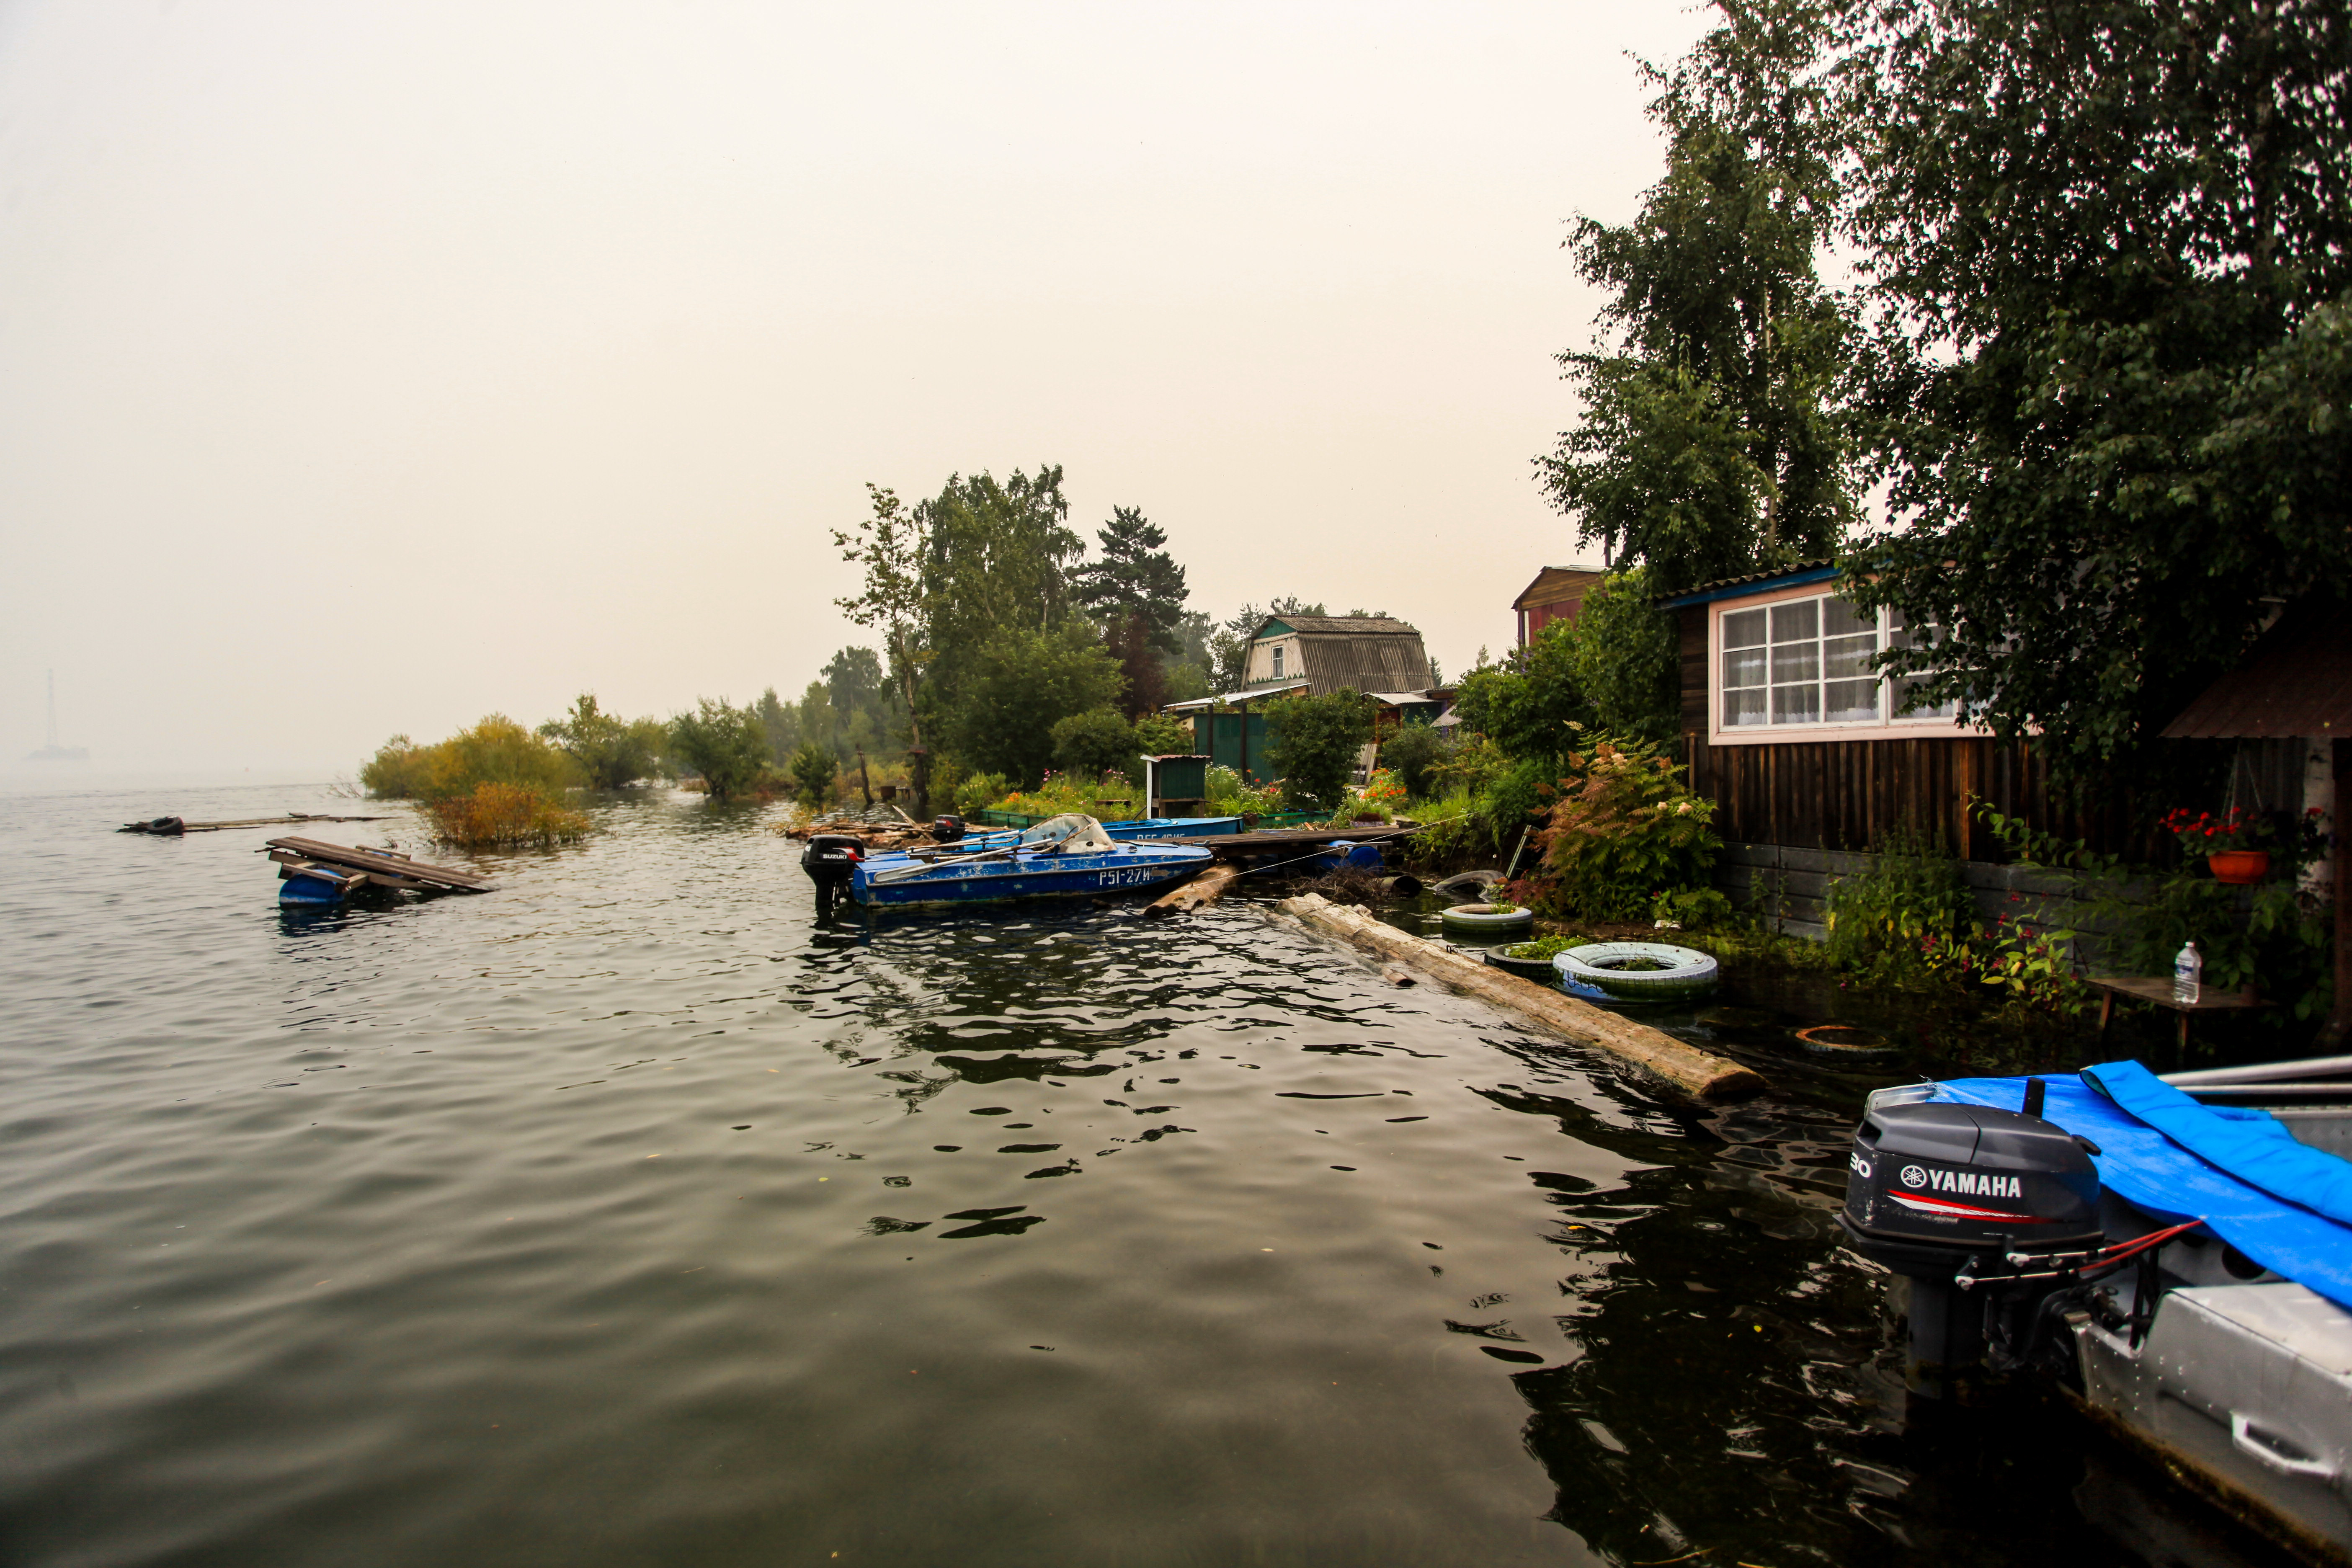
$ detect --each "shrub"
[359,717,578,801]
[359,735,433,798]
[425,782,591,849]
[954,771,1013,817]
[1379,721,1451,800]
[1263,688,1376,812]
[1133,713,1195,758]
[789,740,837,808]
[669,698,770,801]
[1205,763,1284,818]
[1824,825,1980,978]
[1050,707,1137,781]
[1524,730,1719,921]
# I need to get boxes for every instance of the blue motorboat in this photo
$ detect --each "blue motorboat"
[849,814,1213,907]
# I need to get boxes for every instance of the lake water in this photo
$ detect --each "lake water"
[0,784,2276,1566]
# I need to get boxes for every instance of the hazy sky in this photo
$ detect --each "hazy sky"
[0,0,1712,780]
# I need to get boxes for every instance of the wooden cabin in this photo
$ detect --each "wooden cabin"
[1511,565,1606,648]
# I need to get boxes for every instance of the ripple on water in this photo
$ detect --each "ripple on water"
[0,785,2245,1567]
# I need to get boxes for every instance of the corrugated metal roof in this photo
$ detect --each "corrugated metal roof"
[1261,615,1421,636]
[1296,632,1434,695]
[1656,559,1839,608]
[2163,603,2352,739]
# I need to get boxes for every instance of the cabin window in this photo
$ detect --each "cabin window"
[1719,594,1958,733]
[1272,645,1284,678]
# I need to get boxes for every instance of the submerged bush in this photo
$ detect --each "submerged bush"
[426,782,591,849]
[668,698,770,802]
[360,716,578,801]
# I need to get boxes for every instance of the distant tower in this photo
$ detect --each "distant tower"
[27,668,90,762]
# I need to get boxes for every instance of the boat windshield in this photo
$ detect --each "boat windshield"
[1015,814,1115,854]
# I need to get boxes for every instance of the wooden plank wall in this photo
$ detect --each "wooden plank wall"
[1674,606,2146,861]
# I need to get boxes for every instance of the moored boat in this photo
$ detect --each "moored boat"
[951,815,1241,851]
[1838,1056,2352,1559]
[844,814,1212,907]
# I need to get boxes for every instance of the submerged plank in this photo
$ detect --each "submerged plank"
[262,837,493,891]
[1274,893,1767,1104]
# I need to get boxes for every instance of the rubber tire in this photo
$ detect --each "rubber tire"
[1440,903,1534,936]
[1554,942,1719,1002]
[1482,949,1559,983]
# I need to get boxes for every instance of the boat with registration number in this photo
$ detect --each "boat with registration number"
[949,815,1241,850]
[836,814,1212,908]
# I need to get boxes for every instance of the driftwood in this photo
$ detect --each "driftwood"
[1144,863,1240,920]
[1274,893,1767,1104]
[119,812,390,835]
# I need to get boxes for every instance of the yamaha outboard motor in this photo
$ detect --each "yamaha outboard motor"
[1839,1080,2103,1397]
[800,833,863,916]
[931,815,964,845]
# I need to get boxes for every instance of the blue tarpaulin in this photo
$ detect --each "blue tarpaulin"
[1932,1067,2352,1310]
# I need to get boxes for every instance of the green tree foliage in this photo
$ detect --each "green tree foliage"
[1050,707,1137,781]
[668,698,769,802]
[1076,506,1189,648]
[944,621,1126,787]
[358,735,431,798]
[789,740,836,809]
[1540,85,1852,593]
[538,694,661,789]
[1132,712,1194,759]
[917,467,1084,728]
[1566,567,1680,744]
[1809,0,2352,776]
[833,484,935,765]
[1162,610,1217,702]
[1451,622,1591,766]
[1378,720,1452,800]
[755,687,800,767]
[823,645,895,761]
[1263,688,1376,812]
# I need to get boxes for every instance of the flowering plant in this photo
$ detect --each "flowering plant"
[2161,807,2273,856]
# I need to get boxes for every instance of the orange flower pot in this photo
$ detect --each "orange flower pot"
[2209,850,2271,885]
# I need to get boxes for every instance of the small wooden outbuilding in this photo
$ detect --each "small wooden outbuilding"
[2160,601,2352,1045]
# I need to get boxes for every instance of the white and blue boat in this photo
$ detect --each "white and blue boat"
[851,814,1213,908]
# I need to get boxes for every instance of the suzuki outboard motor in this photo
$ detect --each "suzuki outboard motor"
[931,815,964,845]
[1839,1081,2103,1397]
[800,833,863,916]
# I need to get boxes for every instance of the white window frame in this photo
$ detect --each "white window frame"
[1707,581,1985,747]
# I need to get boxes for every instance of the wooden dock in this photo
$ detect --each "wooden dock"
[263,836,495,893]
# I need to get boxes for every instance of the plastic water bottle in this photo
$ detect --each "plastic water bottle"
[2174,940,2202,1005]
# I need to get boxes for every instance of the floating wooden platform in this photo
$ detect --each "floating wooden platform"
[263,836,494,893]
[120,812,390,835]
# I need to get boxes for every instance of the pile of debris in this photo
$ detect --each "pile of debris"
[776,805,941,853]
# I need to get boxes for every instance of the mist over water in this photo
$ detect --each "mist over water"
[0,785,2252,1565]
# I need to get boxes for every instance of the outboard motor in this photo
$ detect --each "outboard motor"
[931,814,964,845]
[1839,1080,2104,1397]
[800,833,864,916]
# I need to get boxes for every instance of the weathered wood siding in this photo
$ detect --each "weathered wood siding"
[1674,606,2146,860]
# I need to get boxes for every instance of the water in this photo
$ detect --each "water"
[0,786,2285,1567]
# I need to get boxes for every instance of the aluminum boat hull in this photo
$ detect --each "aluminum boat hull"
[851,842,1212,906]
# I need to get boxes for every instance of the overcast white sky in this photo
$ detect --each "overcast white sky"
[0,0,1712,781]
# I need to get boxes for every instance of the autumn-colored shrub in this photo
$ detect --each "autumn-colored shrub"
[425,782,592,849]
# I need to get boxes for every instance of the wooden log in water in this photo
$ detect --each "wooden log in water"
[1143,863,1240,920]
[119,812,391,834]
[1274,893,1767,1104]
